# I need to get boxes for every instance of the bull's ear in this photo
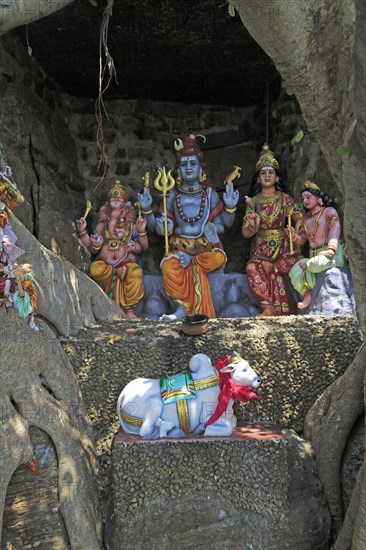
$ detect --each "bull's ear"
[220,365,235,373]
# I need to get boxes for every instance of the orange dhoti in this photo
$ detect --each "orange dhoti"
[90,260,144,311]
[161,244,226,318]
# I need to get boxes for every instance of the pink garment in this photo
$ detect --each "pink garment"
[1,225,24,263]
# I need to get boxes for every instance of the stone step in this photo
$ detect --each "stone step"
[108,423,330,550]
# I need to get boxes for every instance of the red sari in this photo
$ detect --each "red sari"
[246,191,301,315]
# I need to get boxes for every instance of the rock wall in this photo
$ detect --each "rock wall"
[62,315,361,517]
[110,429,331,550]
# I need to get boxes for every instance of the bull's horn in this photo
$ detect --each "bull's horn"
[196,133,206,144]
[174,138,183,151]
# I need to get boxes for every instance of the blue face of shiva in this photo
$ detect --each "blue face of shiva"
[178,155,202,183]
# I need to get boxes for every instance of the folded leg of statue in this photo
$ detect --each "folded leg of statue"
[256,302,276,317]
[160,305,187,322]
[298,290,311,309]
[123,308,139,319]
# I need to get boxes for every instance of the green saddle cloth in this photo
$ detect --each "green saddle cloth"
[160,372,197,405]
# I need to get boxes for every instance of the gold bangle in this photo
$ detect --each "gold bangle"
[79,230,88,236]
[138,232,147,237]
[92,244,102,251]
[141,208,153,216]
[224,206,237,214]
[242,219,250,228]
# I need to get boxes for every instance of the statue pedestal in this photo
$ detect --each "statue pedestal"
[108,423,330,550]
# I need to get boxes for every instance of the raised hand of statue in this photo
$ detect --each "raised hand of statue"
[136,215,147,233]
[76,217,87,234]
[223,182,239,209]
[285,225,296,241]
[204,222,219,244]
[243,211,260,231]
[90,231,103,248]
[318,248,335,257]
[137,186,153,212]
[156,214,174,237]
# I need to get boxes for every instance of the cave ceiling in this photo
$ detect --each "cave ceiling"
[13,0,279,107]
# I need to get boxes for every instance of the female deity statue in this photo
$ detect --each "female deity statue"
[138,133,239,321]
[76,179,148,319]
[242,144,302,316]
[286,180,344,309]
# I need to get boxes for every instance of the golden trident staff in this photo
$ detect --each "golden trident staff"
[154,167,175,256]
[284,203,294,254]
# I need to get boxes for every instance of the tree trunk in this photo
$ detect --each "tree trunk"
[0,0,75,33]
[232,0,366,547]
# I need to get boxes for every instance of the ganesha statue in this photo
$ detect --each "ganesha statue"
[117,351,261,438]
[76,179,148,318]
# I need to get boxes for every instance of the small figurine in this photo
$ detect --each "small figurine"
[0,155,38,329]
[138,133,240,321]
[76,179,148,319]
[117,351,261,438]
[242,144,302,316]
[286,180,344,309]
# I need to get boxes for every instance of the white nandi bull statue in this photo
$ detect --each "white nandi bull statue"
[117,352,261,438]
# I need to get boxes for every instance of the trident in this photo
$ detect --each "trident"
[154,167,175,256]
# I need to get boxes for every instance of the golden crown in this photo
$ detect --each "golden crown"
[302,180,320,191]
[107,179,128,201]
[256,144,279,172]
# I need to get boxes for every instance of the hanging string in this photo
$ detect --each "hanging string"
[265,82,269,144]
[94,0,118,193]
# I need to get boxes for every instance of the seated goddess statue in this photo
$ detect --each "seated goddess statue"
[286,180,345,309]
[138,133,239,321]
[76,179,148,319]
[242,145,302,316]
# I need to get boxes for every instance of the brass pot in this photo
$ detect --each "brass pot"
[181,314,209,336]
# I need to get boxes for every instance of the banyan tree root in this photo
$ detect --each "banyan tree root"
[334,459,366,549]
[0,308,102,548]
[304,343,365,541]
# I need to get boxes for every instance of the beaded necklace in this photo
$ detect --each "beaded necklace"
[175,190,207,223]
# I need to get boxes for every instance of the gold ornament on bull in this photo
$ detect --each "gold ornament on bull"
[154,167,175,256]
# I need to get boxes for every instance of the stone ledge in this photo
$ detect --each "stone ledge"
[136,268,356,319]
[114,422,285,445]
[108,426,330,550]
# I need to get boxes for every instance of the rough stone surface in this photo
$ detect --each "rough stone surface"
[298,268,356,316]
[61,315,361,523]
[109,428,330,550]
[12,0,278,106]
